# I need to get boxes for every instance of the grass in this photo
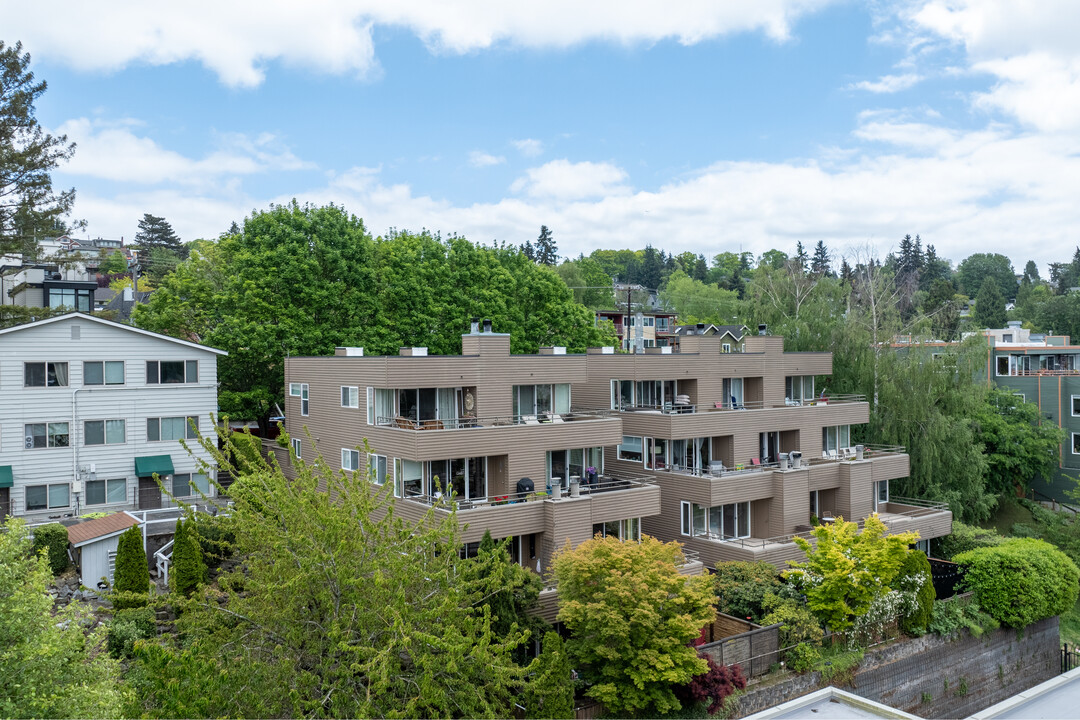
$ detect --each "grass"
[981,496,1034,536]
[1060,598,1080,647]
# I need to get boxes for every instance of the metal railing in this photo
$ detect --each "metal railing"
[375,411,610,430]
[611,393,867,415]
[399,472,657,511]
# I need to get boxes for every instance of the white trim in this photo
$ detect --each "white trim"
[342,448,360,471]
[0,312,228,355]
[292,437,302,459]
[680,501,691,536]
[1072,395,1080,417]
[1073,433,1080,456]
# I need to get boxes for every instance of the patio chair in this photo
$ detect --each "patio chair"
[750,457,761,467]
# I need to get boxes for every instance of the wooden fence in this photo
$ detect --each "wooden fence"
[697,621,781,677]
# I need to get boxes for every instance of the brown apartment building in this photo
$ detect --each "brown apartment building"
[281,320,952,575]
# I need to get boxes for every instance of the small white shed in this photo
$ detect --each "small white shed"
[67,512,143,589]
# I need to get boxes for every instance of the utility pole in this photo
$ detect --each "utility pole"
[625,286,633,353]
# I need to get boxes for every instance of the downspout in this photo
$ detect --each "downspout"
[71,386,82,516]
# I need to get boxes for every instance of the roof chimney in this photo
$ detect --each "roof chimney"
[470,317,480,334]
[482,318,493,333]
[758,323,768,336]
[696,323,705,334]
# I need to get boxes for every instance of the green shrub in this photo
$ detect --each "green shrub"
[193,516,235,571]
[955,538,1079,628]
[170,518,206,596]
[786,642,820,673]
[107,607,156,658]
[31,523,69,575]
[760,594,824,647]
[714,561,789,622]
[899,551,935,635]
[112,525,149,609]
[937,522,1003,560]
[521,631,574,719]
[928,597,998,637]
[229,431,265,473]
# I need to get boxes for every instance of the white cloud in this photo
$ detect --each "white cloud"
[847,73,922,93]
[468,150,505,167]
[55,118,313,186]
[510,159,630,200]
[512,138,544,157]
[11,1,839,87]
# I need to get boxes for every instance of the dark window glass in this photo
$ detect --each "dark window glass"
[25,424,46,449]
[172,474,191,498]
[186,360,198,383]
[46,362,69,387]
[187,416,198,439]
[146,361,158,384]
[147,418,160,442]
[25,363,45,387]
[85,480,106,505]
[85,421,105,445]
[160,361,185,383]
[25,485,48,511]
[84,362,104,385]
[77,290,90,312]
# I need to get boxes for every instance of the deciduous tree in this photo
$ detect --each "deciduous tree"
[973,387,1066,495]
[551,535,715,717]
[955,253,1017,299]
[659,270,740,325]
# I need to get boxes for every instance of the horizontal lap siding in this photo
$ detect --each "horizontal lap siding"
[588,484,660,523]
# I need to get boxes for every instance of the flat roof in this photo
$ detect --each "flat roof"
[969,665,1080,719]
[744,687,919,720]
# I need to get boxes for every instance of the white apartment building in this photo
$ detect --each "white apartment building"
[0,313,226,521]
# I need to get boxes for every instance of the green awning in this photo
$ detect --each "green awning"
[0,466,12,489]
[134,455,174,477]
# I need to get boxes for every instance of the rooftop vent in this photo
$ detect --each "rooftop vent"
[482,318,493,333]
[758,323,768,336]
[1006,320,1022,329]
[470,317,480,334]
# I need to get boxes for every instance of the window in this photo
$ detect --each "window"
[1002,334,1013,343]
[1074,433,1080,455]
[342,449,360,472]
[146,416,198,442]
[300,384,309,416]
[618,436,643,462]
[368,454,387,485]
[84,361,125,385]
[341,386,359,408]
[25,422,69,449]
[85,478,126,505]
[172,473,209,498]
[722,343,731,353]
[396,458,424,498]
[368,388,393,425]
[785,375,815,404]
[681,501,692,536]
[513,383,570,417]
[1073,396,1080,417]
[47,287,91,312]
[24,362,69,387]
[289,383,303,397]
[593,518,640,541]
[685,501,751,540]
[84,419,126,445]
[145,360,198,384]
[822,425,851,454]
[26,483,69,511]
[873,480,889,511]
[292,438,302,459]
[809,490,819,518]
[996,356,1009,376]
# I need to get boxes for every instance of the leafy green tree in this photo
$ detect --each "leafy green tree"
[466,530,545,644]
[134,206,614,432]
[659,270,740,325]
[955,253,1017,299]
[0,41,78,257]
[97,250,129,275]
[639,244,663,289]
[898,551,934,635]
[535,225,558,266]
[169,517,204,596]
[744,259,846,351]
[31,522,69,574]
[1034,291,1080,340]
[522,632,574,719]
[973,387,1066,495]
[551,535,715,717]
[127,430,531,719]
[1023,260,1041,283]
[112,524,149,609]
[0,518,126,718]
[714,561,785,622]
[973,275,1007,328]
[956,538,1079,628]
[785,515,920,632]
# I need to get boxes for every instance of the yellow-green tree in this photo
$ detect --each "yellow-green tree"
[785,515,919,632]
[551,535,715,717]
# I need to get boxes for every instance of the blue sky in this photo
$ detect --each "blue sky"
[11,1,1080,272]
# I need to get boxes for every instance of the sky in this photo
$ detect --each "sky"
[8,1,1080,273]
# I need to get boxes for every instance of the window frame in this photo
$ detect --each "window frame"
[341,386,359,408]
[617,435,644,463]
[300,383,309,416]
[146,416,198,442]
[680,500,691,536]
[85,478,127,506]
[25,422,70,449]
[25,483,70,511]
[1073,433,1080,456]
[145,359,198,384]
[83,360,125,386]
[84,419,126,446]
[368,453,387,485]
[342,448,361,472]
[1072,396,1080,417]
[292,437,302,459]
[24,361,69,388]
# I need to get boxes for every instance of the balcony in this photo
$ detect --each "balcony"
[375,411,608,430]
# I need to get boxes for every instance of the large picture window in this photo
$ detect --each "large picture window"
[147,416,198,442]
[26,483,69,511]
[25,422,69,449]
[85,478,126,505]
[24,362,68,387]
[146,360,198,384]
[84,419,126,445]
[822,425,851,454]
[617,436,643,462]
[47,287,91,311]
[684,500,751,540]
[84,361,125,385]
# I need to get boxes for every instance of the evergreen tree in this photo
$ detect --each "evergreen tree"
[839,257,854,286]
[113,525,149,609]
[810,240,831,276]
[521,239,536,261]
[135,214,184,255]
[535,225,558,265]
[639,244,663,289]
[794,241,809,273]
[0,41,78,256]
[973,275,1007,329]
[522,632,575,719]
[169,517,205,596]
[692,254,709,282]
[1024,260,1041,284]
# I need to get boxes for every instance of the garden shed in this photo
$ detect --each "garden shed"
[67,511,143,588]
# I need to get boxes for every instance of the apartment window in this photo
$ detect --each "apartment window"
[809,490,819,518]
[368,454,387,485]
[873,480,889,511]
[341,386,359,408]
[785,375,815,404]
[85,478,126,505]
[722,343,731,353]
[146,360,198,384]
[618,436,643,462]
[996,356,1009,376]
[84,419,126,445]
[681,501,692,536]
[368,387,393,425]
[546,447,603,489]
[395,458,423,498]
[1002,334,1013,343]
[592,518,640,541]
[292,438,302,459]
[47,287,92,312]
[289,383,303,397]
[84,361,125,385]
[25,422,69,449]
[300,384,309,416]
[24,362,69,387]
[147,416,198,442]
[822,425,851,454]
[172,473,209,498]
[513,383,571,417]
[1073,396,1080,417]
[342,449,361,472]
[25,483,69,511]
[1073,433,1080,455]
[687,501,750,540]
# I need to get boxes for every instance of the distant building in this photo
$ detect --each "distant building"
[0,235,128,312]
[597,309,678,351]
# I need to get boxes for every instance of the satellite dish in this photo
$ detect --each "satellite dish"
[25,435,34,449]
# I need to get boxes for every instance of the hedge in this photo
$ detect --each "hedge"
[113,525,149,608]
[900,551,935,635]
[955,537,1080,628]
[32,523,69,574]
[937,522,1003,560]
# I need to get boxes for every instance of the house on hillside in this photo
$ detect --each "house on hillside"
[0,313,226,521]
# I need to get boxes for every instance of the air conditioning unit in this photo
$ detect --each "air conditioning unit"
[24,435,34,449]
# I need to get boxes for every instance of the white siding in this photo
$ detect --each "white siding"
[79,535,122,587]
[0,315,222,520]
